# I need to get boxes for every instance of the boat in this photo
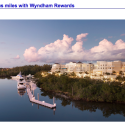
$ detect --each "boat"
[26,74,33,79]
[11,72,22,80]
[17,76,26,89]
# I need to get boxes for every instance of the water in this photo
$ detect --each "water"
[0,78,125,121]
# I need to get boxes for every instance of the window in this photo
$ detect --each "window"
[19,83,24,85]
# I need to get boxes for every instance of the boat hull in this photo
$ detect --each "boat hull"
[11,76,22,79]
[17,84,26,89]
[17,79,26,90]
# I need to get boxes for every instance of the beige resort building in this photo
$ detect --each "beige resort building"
[51,61,94,77]
[51,60,125,77]
[93,60,124,75]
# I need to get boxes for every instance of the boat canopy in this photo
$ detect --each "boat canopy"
[17,72,22,77]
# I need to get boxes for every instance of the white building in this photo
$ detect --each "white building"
[51,60,125,78]
[51,61,94,75]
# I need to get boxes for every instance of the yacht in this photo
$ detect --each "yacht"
[11,72,22,80]
[17,77,26,89]
[26,74,33,79]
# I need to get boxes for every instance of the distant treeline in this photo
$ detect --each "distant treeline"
[0,64,52,77]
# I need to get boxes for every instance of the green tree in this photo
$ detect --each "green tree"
[119,71,123,75]
[70,72,76,78]
[85,71,89,74]
[105,72,110,75]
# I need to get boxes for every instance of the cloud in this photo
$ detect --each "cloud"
[23,47,38,62]
[13,55,20,59]
[121,34,125,36]
[90,39,125,60]
[23,33,125,63]
[76,33,88,42]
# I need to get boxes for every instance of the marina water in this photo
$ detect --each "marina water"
[0,78,125,121]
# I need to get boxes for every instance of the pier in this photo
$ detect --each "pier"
[26,85,56,109]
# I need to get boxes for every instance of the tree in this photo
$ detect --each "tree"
[112,71,116,75]
[55,71,60,73]
[105,72,110,75]
[63,72,67,76]
[85,71,89,74]
[70,72,76,78]
[116,75,123,81]
[119,71,123,75]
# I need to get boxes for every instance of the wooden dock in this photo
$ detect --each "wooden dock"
[26,85,56,109]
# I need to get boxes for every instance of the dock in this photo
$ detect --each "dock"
[26,85,56,109]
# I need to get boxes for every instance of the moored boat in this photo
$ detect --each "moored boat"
[11,72,22,80]
[17,76,26,89]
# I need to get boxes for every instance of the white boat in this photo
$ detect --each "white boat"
[11,72,22,80]
[17,77,26,89]
[26,74,33,79]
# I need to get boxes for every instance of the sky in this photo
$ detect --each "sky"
[0,20,125,68]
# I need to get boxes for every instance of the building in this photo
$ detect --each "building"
[82,63,94,74]
[51,63,61,73]
[51,61,94,75]
[93,60,123,75]
[51,63,67,73]
[51,60,125,77]
[65,62,76,73]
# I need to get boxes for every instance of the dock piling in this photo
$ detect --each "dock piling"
[27,85,56,108]
[37,93,39,101]
[53,96,55,105]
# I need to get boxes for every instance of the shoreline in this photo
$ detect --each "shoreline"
[40,87,125,104]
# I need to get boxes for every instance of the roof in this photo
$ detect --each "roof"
[77,61,82,63]
[71,62,76,63]
[89,63,93,64]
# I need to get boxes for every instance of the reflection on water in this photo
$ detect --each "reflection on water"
[72,100,125,118]
[1,78,125,121]
[40,89,125,118]
[17,89,26,96]
[19,81,56,114]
